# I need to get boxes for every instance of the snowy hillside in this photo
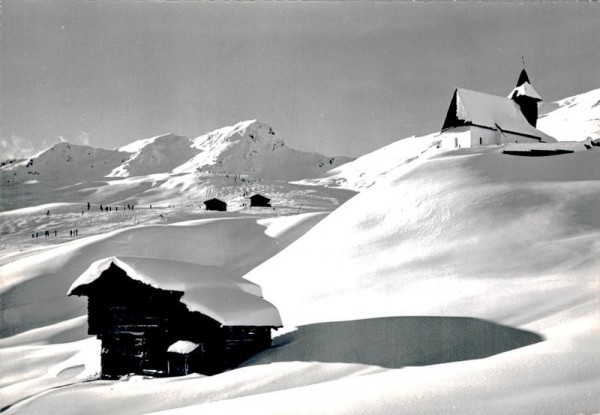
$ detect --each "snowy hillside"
[295,133,441,191]
[2,144,599,415]
[300,89,600,192]
[174,120,352,180]
[109,134,199,177]
[0,142,128,185]
[0,120,354,213]
[538,88,600,141]
[1,89,600,415]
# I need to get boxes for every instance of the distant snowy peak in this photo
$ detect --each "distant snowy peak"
[116,133,184,153]
[174,120,352,180]
[538,88,600,141]
[1,120,352,184]
[1,142,127,184]
[187,120,284,160]
[109,133,198,177]
[193,120,283,148]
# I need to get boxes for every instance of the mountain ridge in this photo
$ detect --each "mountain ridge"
[1,119,353,186]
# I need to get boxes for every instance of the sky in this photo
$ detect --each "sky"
[1,1,599,159]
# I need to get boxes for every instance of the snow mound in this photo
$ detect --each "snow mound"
[246,147,600,329]
[109,134,199,177]
[538,88,600,141]
[69,256,282,327]
[173,120,352,180]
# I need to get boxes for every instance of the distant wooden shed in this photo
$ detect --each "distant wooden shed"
[204,198,227,212]
[249,194,271,208]
[68,256,281,379]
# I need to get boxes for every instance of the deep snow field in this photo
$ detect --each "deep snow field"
[1,90,600,414]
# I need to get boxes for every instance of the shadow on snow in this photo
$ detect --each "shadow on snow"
[243,316,543,369]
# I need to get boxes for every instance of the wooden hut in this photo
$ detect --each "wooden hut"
[249,194,271,208]
[203,198,227,212]
[68,256,281,379]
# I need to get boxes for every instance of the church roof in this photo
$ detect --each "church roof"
[442,88,555,142]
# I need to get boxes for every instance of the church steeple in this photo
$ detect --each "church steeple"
[509,60,542,127]
[516,57,530,86]
[516,69,530,87]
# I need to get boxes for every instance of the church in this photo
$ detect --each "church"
[440,68,556,148]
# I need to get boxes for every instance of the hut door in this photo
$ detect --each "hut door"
[101,334,146,378]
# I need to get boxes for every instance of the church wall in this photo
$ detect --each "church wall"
[499,131,541,144]
[469,127,500,147]
[439,127,472,149]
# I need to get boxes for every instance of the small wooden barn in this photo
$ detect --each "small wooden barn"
[249,194,271,208]
[68,256,281,379]
[204,198,227,212]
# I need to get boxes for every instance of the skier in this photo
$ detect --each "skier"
[100,204,103,211]
[75,229,78,236]
[87,202,90,210]
[70,230,73,237]
[54,230,57,237]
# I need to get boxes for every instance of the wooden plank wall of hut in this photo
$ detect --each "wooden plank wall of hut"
[220,327,273,368]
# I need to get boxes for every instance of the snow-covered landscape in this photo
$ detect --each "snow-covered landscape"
[1,82,599,414]
[3,1,600,412]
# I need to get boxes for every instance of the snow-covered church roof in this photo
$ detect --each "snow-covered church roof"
[442,88,555,142]
[68,256,282,327]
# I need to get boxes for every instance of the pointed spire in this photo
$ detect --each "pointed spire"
[516,69,530,87]
[515,57,530,87]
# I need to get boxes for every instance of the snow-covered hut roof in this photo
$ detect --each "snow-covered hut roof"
[442,88,555,142]
[68,256,282,327]
[204,198,226,204]
[249,194,270,201]
[509,82,542,101]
